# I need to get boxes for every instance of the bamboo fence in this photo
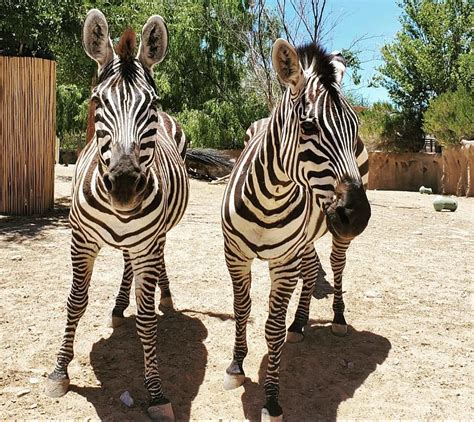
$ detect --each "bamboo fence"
[0,56,56,215]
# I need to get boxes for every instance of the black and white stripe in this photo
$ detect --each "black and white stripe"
[222,40,371,420]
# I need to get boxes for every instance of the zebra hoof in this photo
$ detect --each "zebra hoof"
[223,372,245,390]
[331,323,348,337]
[261,407,283,422]
[148,402,175,421]
[107,315,125,328]
[44,373,70,398]
[286,330,304,343]
[159,296,174,308]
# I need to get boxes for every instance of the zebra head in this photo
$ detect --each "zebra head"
[272,39,371,239]
[83,9,168,212]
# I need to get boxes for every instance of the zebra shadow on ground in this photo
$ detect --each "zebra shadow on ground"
[240,322,391,421]
[0,197,70,242]
[70,310,207,421]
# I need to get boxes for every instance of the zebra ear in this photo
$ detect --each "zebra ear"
[272,38,304,94]
[83,9,114,69]
[138,15,168,70]
[330,51,346,85]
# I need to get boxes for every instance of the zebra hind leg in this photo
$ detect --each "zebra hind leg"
[45,234,99,398]
[157,244,173,309]
[223,249,252,391]
[330,237,351,336]
[108,250,133,328]
[287,243,320,343]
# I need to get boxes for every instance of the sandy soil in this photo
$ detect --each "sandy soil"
[0,164,473,421]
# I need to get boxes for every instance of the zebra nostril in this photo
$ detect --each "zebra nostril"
[336,206,350,226]
[135,173,147,193]
[103,173,113,192]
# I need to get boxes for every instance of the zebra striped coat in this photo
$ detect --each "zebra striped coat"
[222,40,371,420]
[46,10,187,420]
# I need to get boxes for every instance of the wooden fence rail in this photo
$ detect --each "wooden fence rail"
[0,57,56,215]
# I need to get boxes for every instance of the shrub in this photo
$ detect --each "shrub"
[57,84,89,151]
[177,95,267,149]
[423,87,474,147]
[359,102,424,152]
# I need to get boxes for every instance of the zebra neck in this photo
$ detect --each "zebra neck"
[247,114,298,202]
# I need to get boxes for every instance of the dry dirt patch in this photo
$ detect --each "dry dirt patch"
[0,164,473,420]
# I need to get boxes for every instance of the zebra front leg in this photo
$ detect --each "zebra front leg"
[157,242,173,309]
[330,237,351,336]
[130,246,174,421]
[287,243,320,343]
[223,247,253,391]
[262,257,301,421]
[108,250,133,328]
[45,233,99,398]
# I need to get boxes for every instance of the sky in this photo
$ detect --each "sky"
[275,0,403,104]
[324,0,402,104]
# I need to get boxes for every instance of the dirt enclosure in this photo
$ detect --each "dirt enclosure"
[0,165,473,421]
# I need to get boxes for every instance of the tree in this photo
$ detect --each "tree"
[423,87,474,147]
[376,0,472,144]
[1,0,82,59]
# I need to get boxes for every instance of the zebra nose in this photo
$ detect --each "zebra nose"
[103,172,113,192]
[335,205,353,226]
[135,172,147,193]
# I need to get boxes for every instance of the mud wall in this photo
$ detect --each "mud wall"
[368,148,474,196]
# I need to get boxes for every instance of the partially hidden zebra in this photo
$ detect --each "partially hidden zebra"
[221,39,371,420]
[45,10,188,421]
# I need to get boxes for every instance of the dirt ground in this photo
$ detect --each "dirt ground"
[0,164,473,421]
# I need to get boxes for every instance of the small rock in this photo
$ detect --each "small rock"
[412,231,423,235]
[29,403,37,409]
[347,362,354,370]
[28,378,39,384]
[120,390,134,407]
[365,290,381,298]
[11,255,23,261]
[16,389,30,397]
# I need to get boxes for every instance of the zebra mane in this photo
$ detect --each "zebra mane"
[296,42,340,101]
[115,28,138,81]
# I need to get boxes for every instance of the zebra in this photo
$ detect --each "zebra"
[44,10,188,421]
[221,39,371,421]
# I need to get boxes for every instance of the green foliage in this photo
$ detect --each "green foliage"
[178,94,268,149]
[359,102,424,152]
[423,87,474,147]
[375,0,472,148]
[57,84,89,150]
[1,0,82,59]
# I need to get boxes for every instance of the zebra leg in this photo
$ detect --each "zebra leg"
[157,243,173,308]
[287,243,320,343]
[262,257,301,421]
[330,237,351,337]
[130,245,174,421]
[223,248,252,391]
[108,250,133,328]
[45,232,99,398]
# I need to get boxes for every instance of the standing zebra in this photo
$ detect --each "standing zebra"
[45,10,188,421]
[221,39,371,420]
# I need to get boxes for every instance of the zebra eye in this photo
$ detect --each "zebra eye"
[301,121,318,134]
